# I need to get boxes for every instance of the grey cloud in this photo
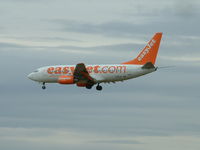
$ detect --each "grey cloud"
[46,1,199,37]
[0,42,26,48]
[52,19,149,37]
[128,0,200,18]
[173,0,200,18]
[57,43,137,53]
[1,87,200,137]
[40,37,83,42]
[0,0,53,2]
[52,17,200,38]
[91,139,142,145]
[1,36,83,42]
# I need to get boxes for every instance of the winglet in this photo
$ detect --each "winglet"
[122,32,162,65]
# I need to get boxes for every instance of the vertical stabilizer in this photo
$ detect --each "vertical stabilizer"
[122,32,162,65]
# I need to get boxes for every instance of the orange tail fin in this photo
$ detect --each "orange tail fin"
[122,32,162,65]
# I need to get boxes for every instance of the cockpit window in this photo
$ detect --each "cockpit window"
[33,70,39,73]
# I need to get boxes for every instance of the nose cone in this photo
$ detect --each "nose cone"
[28,73,36,81]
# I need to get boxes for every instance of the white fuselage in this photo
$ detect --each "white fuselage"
[27,33,162,90]
[28,64,156,84]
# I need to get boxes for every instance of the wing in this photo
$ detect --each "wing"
[73,63,94,83]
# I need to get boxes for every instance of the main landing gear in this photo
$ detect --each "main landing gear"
[42,82,46,90]
[86,84,93,89]
[85,83,102,91]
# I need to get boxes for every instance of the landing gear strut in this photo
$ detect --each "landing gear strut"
[86,84,93,89]
[42,82,46,90]
[96,84,102,91]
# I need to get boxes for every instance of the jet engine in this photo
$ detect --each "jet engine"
[76,83,87,87]
[58,75,74,84]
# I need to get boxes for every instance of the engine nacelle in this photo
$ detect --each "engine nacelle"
[58,75,74,84]
[76,83,87,87]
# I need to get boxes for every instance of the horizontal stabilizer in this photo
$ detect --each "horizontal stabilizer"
[142,62,155,69]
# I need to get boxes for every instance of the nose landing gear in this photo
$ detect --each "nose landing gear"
[96,84,102,91]
[42,82,46,90]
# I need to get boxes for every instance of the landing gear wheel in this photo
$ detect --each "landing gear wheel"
[86,84,93,89]
[42,82,46,90]
[96,84,102,91]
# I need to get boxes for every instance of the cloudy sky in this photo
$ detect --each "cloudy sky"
[0,0,200,150]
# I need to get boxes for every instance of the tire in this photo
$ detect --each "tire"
[96,85,102,91]
[86,84,92,89]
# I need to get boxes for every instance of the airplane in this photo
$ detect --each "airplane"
[28,32,162,91]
